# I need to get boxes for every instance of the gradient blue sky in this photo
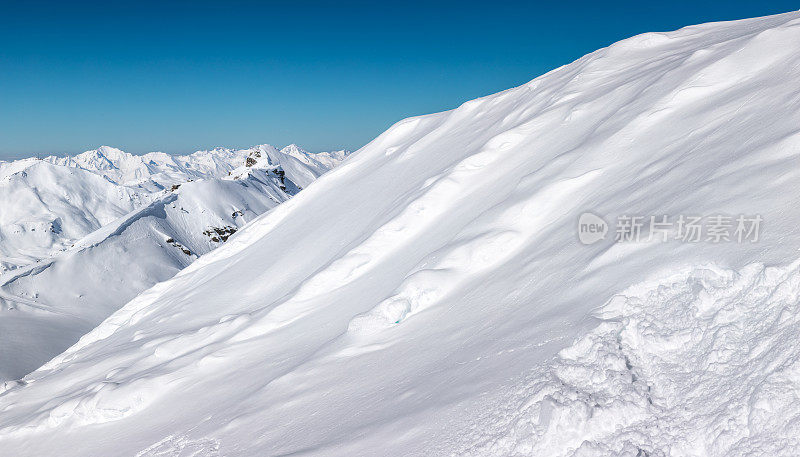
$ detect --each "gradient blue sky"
[1,1,797,159]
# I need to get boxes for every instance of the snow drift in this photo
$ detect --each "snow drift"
[2,11,800,456]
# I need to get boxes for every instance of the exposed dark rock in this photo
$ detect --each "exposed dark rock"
[203,225,238,243]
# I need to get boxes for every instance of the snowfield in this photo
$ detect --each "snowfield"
[2,11,800,456]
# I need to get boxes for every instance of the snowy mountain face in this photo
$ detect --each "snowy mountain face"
[0,159,150,268]
[0,145,348,381]
[2,12,800,457]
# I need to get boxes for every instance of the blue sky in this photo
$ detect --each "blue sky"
[1,1,797,159]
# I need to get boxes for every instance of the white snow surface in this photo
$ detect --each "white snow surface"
[3,12,800,456]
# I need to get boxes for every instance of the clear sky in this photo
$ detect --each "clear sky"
[1,1,797,159]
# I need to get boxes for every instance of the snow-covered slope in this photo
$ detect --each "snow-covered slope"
[3,12,800,456]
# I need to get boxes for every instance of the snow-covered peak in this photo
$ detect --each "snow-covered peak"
[279,143,304,154]
[60,146,144,175]
[230,144,352,189]
[79,145,130,162]
[277,143,352,175]
[279,143,313,163]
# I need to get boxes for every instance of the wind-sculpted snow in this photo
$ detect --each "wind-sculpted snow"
[2,11,800,457]
[465,261,800,456]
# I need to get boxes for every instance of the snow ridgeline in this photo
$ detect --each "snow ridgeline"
[2,11,800,457]
[44,144,350,192]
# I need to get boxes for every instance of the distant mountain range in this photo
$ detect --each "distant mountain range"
[0,144,349,380]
